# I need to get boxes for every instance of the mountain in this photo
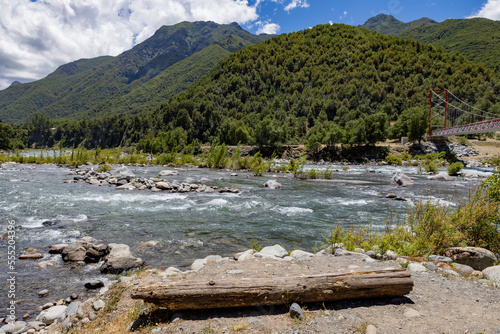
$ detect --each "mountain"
[0,21,271,124]
[359,14,437,36]
[361,15,500,70]
[400,18,500,70]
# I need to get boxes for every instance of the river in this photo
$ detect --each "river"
[0,162,490,318]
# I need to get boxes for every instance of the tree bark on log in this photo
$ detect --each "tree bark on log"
[131,268,413,310]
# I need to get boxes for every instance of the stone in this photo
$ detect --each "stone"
[93,300,105,311]
[263,180,282,189]
[61,317,72,332]
[141,240,163,248]
[48,244,68,254]
[482,266,500,284]
[234,249,254,260]
[366,324,377,334]
[162,267,181,276]
[36,261,56,269]
[427,172,453,181]
[289,303,305,321]
[100,243,143,274]
[84,280,104,289]
[385,193,397,199]
[227,270,244,275]
[38,289,49,297]
[205,255,222,263]
[155,182,172,190]
[255,245,288,258]
[37,305,67,325]
[421,262,437,271]
[0,321,26,334]
[42,303,53,310]
[159,170,178,176]
[66,302,82,317]
[114,166,135,178]
[391,172,414,187]
[383,250,398,260]
[403,308,421,318]
[365,250,377,259]
[19,253,43,260]
[452,263,474,276]
[428,255,452,263]
[444,247,496,271]
[289,250,314,261]
[238,253,255,262]
[116,184,136,190]
[407,263,427,273]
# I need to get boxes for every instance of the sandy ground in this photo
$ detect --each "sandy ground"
[63,251,500,334]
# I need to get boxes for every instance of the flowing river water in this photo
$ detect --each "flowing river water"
[0,162,491,318]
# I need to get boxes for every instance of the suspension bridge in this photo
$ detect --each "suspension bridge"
[428,89,500,136]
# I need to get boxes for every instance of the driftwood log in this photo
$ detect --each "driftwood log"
[131,268,413,310]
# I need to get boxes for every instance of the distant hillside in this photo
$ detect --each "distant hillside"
[361,15,500,70]
[400,18,500,70]
[359,14,437,36]
[0,21,271,124]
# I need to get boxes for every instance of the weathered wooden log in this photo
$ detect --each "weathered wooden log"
[131,268,413,310]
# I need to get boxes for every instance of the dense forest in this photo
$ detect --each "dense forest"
[2,23,499,154]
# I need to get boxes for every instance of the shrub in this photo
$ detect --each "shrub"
[385,155,402,165]
[447,162,464,176]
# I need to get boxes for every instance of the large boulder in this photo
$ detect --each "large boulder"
[100,243,143,274]
[0,321,26,334]
[114,166,135,179]
[391,172,414,187]
[482,266,500,284]
[444,247,497,271]
[37,305,67,325]
[264,180,283,189]
[427,172,453,181]
[255,245,288,258]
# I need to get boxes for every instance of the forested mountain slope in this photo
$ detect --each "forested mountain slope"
[0,21,271,124]
[359,14,436,36]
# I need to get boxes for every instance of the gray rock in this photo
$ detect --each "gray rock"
[482,266,500,284]
[289,303,305,321]
[38,289,49,297]
[428,255,452,263]
[427,172,453,181]
[365,250,377,259]
[191,258,206,271]
[61,317,72,331]
[114,166,135,178]
[421,262,437,271]
[84,280,104,289]
[0,321,26,334]
[255,245,288,258]
[155,182,172,190]
[238,253,255,262]
[407,263,427,273]
[116,184,136,190]
[66,301,82,317]
[116,178,128,186]
[100,243,143,274]
[289,250,314,261]
[234,249,254,260]
[391,172,414,187]
[93,300,105,311]
[366,324,377,334]
[263,180,282,189]
[37,305,67,325]
[452,263,474,276]
[383,250,398,260]
[444,247,496,271]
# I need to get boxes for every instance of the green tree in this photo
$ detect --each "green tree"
[0,121,14,150]
[407,107,428,144]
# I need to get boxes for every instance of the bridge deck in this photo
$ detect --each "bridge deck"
[431,118,500,136]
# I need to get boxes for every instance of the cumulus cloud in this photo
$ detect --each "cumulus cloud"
[469,0,500,20]
[0,0,260,90]
[256,20,280,34]
[284,0,309,12]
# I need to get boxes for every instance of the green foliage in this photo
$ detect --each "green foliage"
[419,160,439,174]
[0,122,14,150]
[96,163,112,173]
[481,167,500,202]
[385,155,402,165]
[360,14,436,36]
[447,162,464,176]
[323,184,500,256]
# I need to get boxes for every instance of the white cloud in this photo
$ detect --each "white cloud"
[256,20,280,34]
[469,0,500,20]
[339,10,347,20]
[0,0,260,90]
[284,0,309,12]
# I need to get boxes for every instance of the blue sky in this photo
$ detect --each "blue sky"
[0,0,498,90]
[248,0,490,34]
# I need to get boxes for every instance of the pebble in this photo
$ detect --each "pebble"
[85,279,105,289]
[403,307,421,318]
[38,289,50,297]
[289,303,305,321]
[93,300,105,311]
[407,263,427,273]
[366,324,377,334]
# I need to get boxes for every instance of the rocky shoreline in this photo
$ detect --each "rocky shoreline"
[2,239,499,334]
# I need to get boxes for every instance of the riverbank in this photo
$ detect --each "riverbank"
[2,243,499,334]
